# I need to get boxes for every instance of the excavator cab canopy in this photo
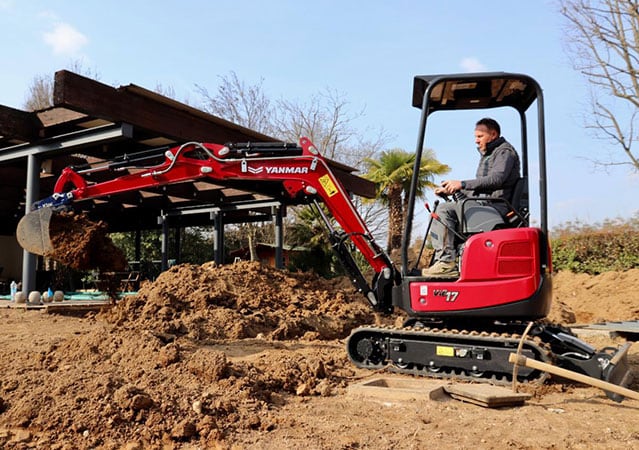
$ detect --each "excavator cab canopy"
[412,72,540,113]
[403,72,548,274]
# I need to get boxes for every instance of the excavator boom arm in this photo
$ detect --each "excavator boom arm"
[25,138,398,311]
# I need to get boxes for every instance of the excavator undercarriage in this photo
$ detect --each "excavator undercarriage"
[347,320,633,402]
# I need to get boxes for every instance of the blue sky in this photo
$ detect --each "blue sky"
[1,0,637,232]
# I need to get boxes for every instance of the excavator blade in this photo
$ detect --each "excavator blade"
[16,207,55,256]
[602,342,635,402]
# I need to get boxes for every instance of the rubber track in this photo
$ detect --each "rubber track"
[346,324,552,385]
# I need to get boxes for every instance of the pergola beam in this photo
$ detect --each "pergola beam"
[53,70,277,144]
[0,105,41,143]
[51,70,375,198]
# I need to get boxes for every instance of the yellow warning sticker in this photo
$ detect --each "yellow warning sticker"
[319,174,339,197]
[436,346,455,357]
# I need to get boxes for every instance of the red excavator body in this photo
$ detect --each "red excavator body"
[400,227,551,317]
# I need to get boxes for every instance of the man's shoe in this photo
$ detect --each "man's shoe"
[421,260,459,278]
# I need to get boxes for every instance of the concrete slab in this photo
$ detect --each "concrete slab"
[0,300,45,310]
[44,301,112,315]
[0,298,112,314]
[572,320,639,341]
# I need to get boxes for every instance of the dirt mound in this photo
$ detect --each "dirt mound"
[0,262,378,447]
[49,211,127,272]
[547,268,639,324]
[102,261,375,341]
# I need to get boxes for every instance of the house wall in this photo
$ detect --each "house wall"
[0,236,23,282]
[256,248,290,268]
[228,247,291,268]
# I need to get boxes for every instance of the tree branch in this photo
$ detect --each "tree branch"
[560,0,639,171]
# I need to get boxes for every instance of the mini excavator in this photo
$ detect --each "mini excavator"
[16,72,634,400]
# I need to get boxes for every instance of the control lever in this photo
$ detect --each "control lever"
[426,201,467,242]
[412,200,439,272]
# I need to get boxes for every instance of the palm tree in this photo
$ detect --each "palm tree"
[364,148,450,253]
[286,205,345,278]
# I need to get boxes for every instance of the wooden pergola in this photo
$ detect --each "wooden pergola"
[0,70,375,292]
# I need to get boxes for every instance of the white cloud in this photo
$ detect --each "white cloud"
[0,0,13,10]
[43,23,88,56]
[460,57,486,72]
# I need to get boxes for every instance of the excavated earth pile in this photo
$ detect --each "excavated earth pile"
[0,261,390,449]
[105,261,376,341]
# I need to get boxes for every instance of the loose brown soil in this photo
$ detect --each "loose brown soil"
[49,211,127,272]
[47,211,127,298]
[0,262,637,449]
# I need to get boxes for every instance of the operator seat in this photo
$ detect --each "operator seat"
[462,203,505,233]
[460,177,529,234]
[509,176,529,223]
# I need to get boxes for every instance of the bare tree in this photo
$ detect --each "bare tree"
[23,74,54,111]
[23,61,101,111]
[196,72,389,165]
[273,89,388,165]
[196,71,276,136]
[195,72,392,267]
[153,83,177,101]
[560,0,639,171]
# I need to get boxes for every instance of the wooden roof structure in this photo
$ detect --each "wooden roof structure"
[0,70,375,235]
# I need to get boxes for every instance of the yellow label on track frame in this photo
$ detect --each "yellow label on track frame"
[436,346,455,357]
[319,174,339,197]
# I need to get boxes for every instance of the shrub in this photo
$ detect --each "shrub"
[550,215,639,274]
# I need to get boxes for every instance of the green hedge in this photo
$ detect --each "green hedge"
[550,216,639,274]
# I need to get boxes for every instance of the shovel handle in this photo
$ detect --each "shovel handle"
[509,352,639,402]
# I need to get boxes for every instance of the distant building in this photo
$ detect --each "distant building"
[229,243,308,268]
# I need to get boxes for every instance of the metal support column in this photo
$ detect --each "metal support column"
[159,215,169,271]
[134,228,141,265]
[211,211,224,264]
[272,206,284,269]
[174,226,181,265]
[21,154,40,293]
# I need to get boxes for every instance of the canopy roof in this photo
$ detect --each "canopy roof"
[412,72,540,114]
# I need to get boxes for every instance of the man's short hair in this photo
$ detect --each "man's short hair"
[476,118,501,136]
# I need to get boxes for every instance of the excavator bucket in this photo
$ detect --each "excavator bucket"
[16,207,54,256]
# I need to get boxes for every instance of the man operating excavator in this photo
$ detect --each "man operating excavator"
[423,117,521,278]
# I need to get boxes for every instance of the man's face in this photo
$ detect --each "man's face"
[474,124,498,152]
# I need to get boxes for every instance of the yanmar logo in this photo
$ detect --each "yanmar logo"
[265,166,308,174]
[244,164,309,175]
